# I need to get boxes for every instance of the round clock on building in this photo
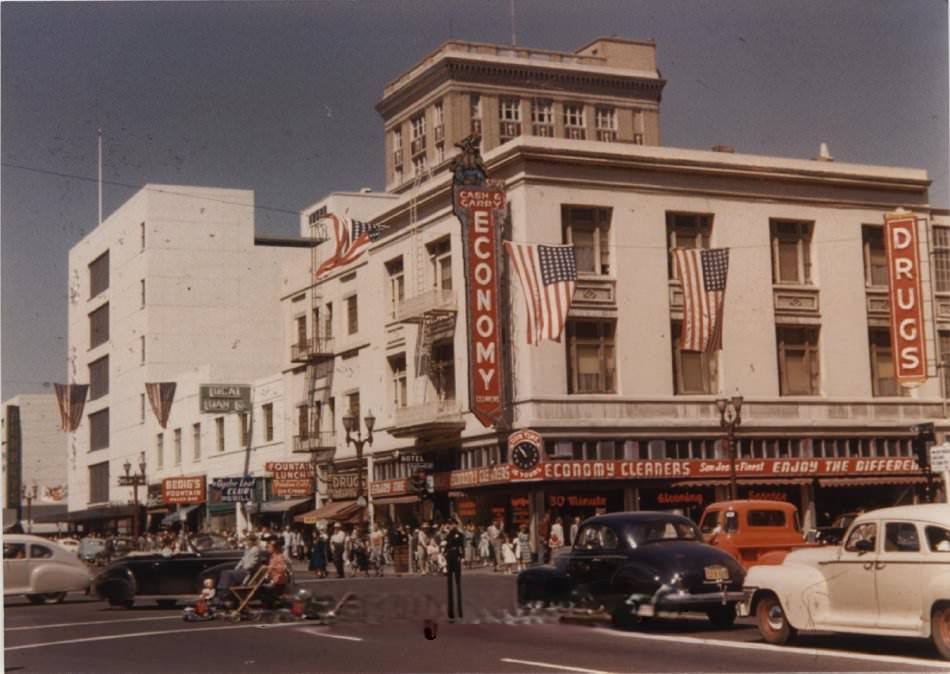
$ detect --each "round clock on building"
[511,441,541,471]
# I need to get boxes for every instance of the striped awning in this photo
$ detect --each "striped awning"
[374,495,419,506]
[294,500,363,525]
[671,478,812,488]
[818,476,928,487]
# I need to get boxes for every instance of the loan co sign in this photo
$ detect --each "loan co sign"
[454,185,506,427]
[884,213,927,385]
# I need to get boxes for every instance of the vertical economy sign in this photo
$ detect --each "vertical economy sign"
[454,184,505,428]
[883,212,927,385]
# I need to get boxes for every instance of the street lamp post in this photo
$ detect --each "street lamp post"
[342,409,375,521]
[716,396,744,501]
[22,485,38,534]
[118,452,147,538]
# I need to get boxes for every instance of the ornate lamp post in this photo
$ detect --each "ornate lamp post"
[22,485,38,534]
[118,451,147,538]
[716,396,743,500]
[342,409,375,514]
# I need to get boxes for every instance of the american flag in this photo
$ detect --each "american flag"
[673,247,729,352]
[145,382,177,429]
[314,214,384,278]
[505,242,577,346]
[54,383,88,432]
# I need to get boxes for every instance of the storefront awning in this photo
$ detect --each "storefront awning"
[295,500,363,525]
[671,478,812,488]
[208,502,236,515]
[818,476,928,487]
[161,504,201,526]
[34,504,143,524]
[374,495,419,506]
[256,497,313,514]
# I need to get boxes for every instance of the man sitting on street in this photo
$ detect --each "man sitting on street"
[216,533,263,596]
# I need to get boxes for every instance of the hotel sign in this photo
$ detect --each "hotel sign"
[162,476,206,505]
[199,384,251,414]
[454,185,506,428]
[884,213,927,385]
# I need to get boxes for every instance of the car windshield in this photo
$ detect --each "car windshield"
[625,519,700,546]
[190,533,236,551]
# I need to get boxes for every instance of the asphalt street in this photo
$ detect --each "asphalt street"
[5,572,950,674]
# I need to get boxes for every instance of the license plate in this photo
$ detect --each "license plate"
[704,565,730,582]
[636,604,655,617]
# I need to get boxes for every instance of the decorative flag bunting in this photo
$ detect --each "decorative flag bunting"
[145,382,177,429]
[672,247,730,352]
[505,242,577,346]
[54,384,88,432]
[314,214,384,278]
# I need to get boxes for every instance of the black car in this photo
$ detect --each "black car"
[517,512,746,629]
[94,534,243,608]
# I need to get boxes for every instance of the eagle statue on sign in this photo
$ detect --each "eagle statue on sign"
[450,133,487,186]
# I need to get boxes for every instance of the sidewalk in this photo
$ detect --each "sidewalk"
[288,558,519,578]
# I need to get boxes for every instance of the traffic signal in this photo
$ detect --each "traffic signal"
[913,422,936,471]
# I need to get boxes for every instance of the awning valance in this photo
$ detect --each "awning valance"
[295,500,363,525]
[374,495,420,506]
[208,502,236,515]
[670,478,812,488]
[256,497,313,514]
[34,504,143,524]
[161,504,200,526]
[818,476,927,488]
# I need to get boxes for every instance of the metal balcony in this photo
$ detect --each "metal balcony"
[410,137,426,156]
[393,288,457,324]
[293,432,337,463]
[290,337,335,363]
[596,129,618,142]
[499,121,522,141]
[389,400,465,439]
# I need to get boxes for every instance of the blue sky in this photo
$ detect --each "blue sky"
[2,0,947,399]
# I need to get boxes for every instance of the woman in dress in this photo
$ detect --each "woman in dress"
[309,528,328,578]
[463,523,475,568]
[501,533,517,573]
[516,524,532,571]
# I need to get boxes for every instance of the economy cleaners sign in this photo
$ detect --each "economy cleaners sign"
[454,185,506,427]
[884,213,927,385]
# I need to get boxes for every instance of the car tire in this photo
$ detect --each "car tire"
[706,604,737,629]
[26,592,67,605]
[756,593,796,645]
[611,604,648,631]
[108,598,134,609]
[931,604,950,660]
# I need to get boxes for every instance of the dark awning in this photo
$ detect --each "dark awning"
[34,504,143,524]
[374,495,420,506]
[295,500,363,525]
[256,497,313,514]
[818,476,927,487]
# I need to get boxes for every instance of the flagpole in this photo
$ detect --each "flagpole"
[97,128,103,226]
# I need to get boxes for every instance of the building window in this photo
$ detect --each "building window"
[89,408,109,451]
[140,222,146,250]
[433,101,444,142]
[263,403,274,442]
[140,279,146,308]
[173,428,182,466]
[530,99,554,136]
[428,238,452,290]
[567,320,616,394]
[392,127,403,170]
[562,206,611,275]
[389,354,408,409]
[499,98,521,142]
[89,303,109,348]
[667,212,712,279]
[156,432,164,469]
[386,257,405,319]
[346,391,361,421]
[394,166,403,184]
[346,295,358,335]
[771,220,813,284]
[410,113,426,156]
[193,422,201,460]
[470,94,482,134]
[940,331,950,396]
[88,356,109,401]
[215,417,224,452]
[776,326,820,395]
[862,226,888,287]
[325,303,333,339]
[594,107,617,141]
[934,226,950,293]
[869,328,906,397]
[297,405,309,439]
[140,393,146,423]
[672,322,717,394]
[239,412,250,447]
[563,104,586,140]
[89,250,110,298]
[89,462,109,504]
[412,154,427,177]
[435,143,444,163]
[140,335,146,364]
[295,315,307,348]
[430,341,455,401]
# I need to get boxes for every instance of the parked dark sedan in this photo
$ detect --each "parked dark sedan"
[517,512,746,629]
[94,534,242,608]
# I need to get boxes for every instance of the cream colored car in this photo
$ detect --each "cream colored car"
[739,504,950,659]
[3,534,94,604]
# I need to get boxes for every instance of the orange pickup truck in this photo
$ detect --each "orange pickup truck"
[698,500,815,569]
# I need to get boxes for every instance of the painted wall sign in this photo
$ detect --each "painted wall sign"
[884,213,928,385]
[327,472,364,500]
[162,476,206,505]
[266,461,314,497]
[548,494,608,508]
[454,184,506,428]
[199,384,251,414]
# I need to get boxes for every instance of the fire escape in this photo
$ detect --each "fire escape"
[291,214,337,463]
[389,170,465,440]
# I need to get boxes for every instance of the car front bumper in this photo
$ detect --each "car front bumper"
[627,584,746,617]
[735,587,757,617]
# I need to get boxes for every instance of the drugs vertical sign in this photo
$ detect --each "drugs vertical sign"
[884,213,927,385]
[454,185,505,428]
